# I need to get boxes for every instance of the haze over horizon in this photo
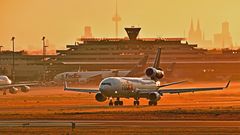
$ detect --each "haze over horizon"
[0,0,240,51]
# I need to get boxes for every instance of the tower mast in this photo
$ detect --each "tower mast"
[112,0,121,38]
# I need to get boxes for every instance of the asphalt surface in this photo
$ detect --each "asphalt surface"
[0,120,240,128]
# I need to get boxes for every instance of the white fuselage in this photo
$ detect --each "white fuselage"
[99,77,158,98]
[0,76,12,85]
[54,71,130,84]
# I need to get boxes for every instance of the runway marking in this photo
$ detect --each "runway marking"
[0,120,240,128]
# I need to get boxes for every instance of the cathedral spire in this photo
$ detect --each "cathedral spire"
[196,19,201,31]
[195,19,202,41]
[188,18,195,42]
[190,18,194,32]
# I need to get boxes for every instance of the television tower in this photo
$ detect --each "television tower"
[112,0,121,38]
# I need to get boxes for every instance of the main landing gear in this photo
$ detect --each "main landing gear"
[3,90,6,95]
[109,97,123,106]
[108,98,157,106]
[109,100,114,106]
[148,101,157,106]
[133,97,140,106]
[133,100,140,106]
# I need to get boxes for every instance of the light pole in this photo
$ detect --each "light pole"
[42,36,48,82]
[42,36,46,55]
[0,45,3,52]
[11,37,15,82]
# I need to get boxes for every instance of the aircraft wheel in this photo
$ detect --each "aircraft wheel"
[3,92,6,95]
[119,101,123,106]
[148,101,152,106]
[3,90,6,95]
[109,100,114,106]
[134,101,140,106]
[148,101,153,106]
[114,101,119,106]
[153,101,157,106]
[136,101,140,106]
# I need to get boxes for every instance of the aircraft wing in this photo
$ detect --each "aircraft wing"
[78,74,103,83]
[137,81,230,96]
[63,81,99,93]
[62,62,138,65]
[158,81,230,94]
[0,83,38,89]
[157,80,187,88]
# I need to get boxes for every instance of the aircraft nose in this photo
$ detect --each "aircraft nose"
[100,85,112,96]
[53,75,61,82]
[53,77,58,82]
[8,79,12,84]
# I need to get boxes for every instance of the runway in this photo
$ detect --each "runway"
[1,120,240,128]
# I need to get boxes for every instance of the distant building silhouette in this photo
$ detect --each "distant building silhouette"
[214,21,233,48]
[188,19,212,49]
[81,26,93,38]
[188,19,202,43]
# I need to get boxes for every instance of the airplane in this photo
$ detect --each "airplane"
[54,55,148,84]
[64,48,230,106]
[0,75,37,95]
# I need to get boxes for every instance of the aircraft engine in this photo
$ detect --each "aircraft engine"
[145,67,164,81]
[149,92,161,101]
[95,93,107,102]
[21,86,30,93]
[9,87,19,94]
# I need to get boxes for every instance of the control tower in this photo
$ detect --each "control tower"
[124,27,141,40]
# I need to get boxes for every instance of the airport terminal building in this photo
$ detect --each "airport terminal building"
[1,27,240,82]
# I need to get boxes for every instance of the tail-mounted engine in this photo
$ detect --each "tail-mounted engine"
[145,67,164,81]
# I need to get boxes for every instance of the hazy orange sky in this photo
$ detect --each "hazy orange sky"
[1,0,240,50]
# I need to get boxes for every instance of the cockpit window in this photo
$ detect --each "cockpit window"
[0,76,9,81]
[101,83,112,86]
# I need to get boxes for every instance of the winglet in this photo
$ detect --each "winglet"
[63,74,68,90]
[157,80,188,88]
[225,80,231,88]
[63,81,67,90]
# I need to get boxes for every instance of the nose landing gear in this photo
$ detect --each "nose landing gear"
[114,100,123,106]
[114,97,123,106]
[109,97,123,106]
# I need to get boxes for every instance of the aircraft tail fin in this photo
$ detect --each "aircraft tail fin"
[138,55,148,66]
[153,48,161,68]
[126,55,148,77]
